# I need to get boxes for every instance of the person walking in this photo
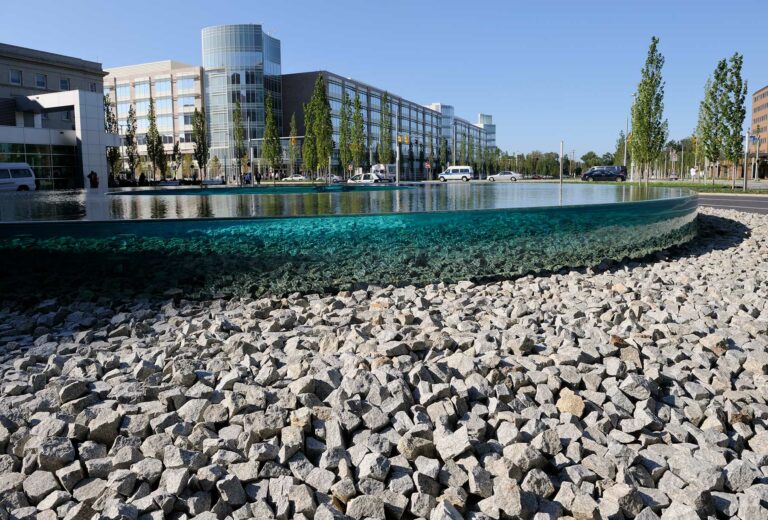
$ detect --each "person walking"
[87,170,99,189]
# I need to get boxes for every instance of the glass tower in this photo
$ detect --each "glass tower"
[201,24,281,179]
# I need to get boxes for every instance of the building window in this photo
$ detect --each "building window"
[328,81,342,99]
[231,73,241,85]
[63,110,71,121]
[90,83,98,92]
[9,69,22,85]
[59,78,70,90]
[116,84,130,99]
[154,79,172,96]
[35,74,47,89]
[134,81,150,98]
[177,77,195,92]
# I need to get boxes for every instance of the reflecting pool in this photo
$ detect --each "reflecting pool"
[0,183,698,304]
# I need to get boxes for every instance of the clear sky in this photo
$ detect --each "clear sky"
[4,0,765,157]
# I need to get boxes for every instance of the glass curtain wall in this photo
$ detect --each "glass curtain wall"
[202,25,281,180]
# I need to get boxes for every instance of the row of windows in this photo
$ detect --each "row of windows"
[7,69,97,92]
[754,103,768,113]
[113,77,200,100]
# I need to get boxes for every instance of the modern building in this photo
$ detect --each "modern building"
[476,113,496,150]
[202,24,282,180]
[751,85,768,178]
[104,60,204,174]
[0,43,117,189]
[428,103,493,169]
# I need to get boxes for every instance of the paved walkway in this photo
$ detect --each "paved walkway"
[698,193,768,214]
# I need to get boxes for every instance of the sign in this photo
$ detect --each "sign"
[425,161,431,170]
[347,164,353,172]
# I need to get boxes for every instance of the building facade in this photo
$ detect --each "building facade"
[202,24,282,180]
[0,43,117,189]
[284,72,495,180]
[104,60,204,174]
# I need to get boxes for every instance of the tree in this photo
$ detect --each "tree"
[302,102,317,175]
[311,75,333,175]
[722,53,747,185]
[262,94,282,176]
[468,135,475,171]
[146,97,161,181]
[232,99,245,182]
[459,134,467,164]
[125,104,139,178]
[698,61,728,180]
[439,138,448,172]
[351,93,365,171]
[339,91,351,175]
[192,108,209,179]
[103,95,122,178]
[182,154,193,178]
[171,141,181,179]
[580,151,602,169]
[288,112,300,176]
[630,36,668,183]
[380,92,393,164]
[614,130,630,166]
[210,156,221,177]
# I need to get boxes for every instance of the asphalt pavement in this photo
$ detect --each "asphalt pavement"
[698,193,768,215]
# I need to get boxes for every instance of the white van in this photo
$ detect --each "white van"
[0,163,36,191]
[438,166,474,182]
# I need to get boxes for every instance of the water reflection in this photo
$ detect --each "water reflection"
[0,184,693,222]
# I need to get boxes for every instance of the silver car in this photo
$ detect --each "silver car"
[487,171,523,182]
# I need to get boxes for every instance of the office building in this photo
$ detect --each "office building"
[104,60,204,173]
[0,43,118,189]
[751,85,768,179]
[428,103,493,168]
[202,24,282,179]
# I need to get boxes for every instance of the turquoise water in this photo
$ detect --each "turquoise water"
[0,184,698,304]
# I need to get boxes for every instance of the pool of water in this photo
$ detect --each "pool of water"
[0,183,698,304]
[0,183,692,222]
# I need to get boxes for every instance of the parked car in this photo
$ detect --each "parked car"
[0,162,36,191]
[581,168,626,182]
[438,166,474,182]
[347,173,390,184]
[282,174,306,181]
[487,171,523,182]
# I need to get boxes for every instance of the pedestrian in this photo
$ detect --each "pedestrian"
[87,170,99,189]
[256,170,262,185]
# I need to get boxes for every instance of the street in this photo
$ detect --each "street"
[698,193,768,215]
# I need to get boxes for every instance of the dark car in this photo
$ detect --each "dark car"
[582,166,626,182]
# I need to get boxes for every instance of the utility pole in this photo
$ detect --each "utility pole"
[623,117,628,167]
[395,111,400,184]
[743,131,749,191]
[247,114,254,187]
[452,120,457,167]
[559,140,564,185]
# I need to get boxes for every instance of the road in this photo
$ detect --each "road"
[698,194,768,215]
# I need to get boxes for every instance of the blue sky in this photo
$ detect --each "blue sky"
[4,0,765,157]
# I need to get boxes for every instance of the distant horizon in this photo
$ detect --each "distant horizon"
[3,0,764,156]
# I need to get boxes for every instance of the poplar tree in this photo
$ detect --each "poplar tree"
[439,137,447,171]
[459,133,467,164]
[103,95,122,177]
[630,36,668,183]
[125,104,139,177]
[722,53,747,186]
[698,61,727,180]
[468,135,475,170]
[380,92,393,164]
[171,141,181,179]
[192,108,209,179]
[339,91,351,174]
[351,93,365,170]
[232,100,245,182]
[146,97,161,181]
[311,75,333,175]
[262,95,282,176]
[302,101,317,174]
[288,113,300,176]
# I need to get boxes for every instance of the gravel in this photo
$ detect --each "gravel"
[0,208,766,519]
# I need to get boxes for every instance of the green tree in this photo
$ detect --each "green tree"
[182,154,193,178]
[459,134,467,164]
[288,112,300,176]
[380,92,393,164]
[580,151,601,169]
[439,137,448,172]
[339,91,351,174]
[146,97,161,181]
[614,130,630,166]
[302,101,317,174]
[103,95,122,177]
[192,108,209,179]
[311,75,333,175]
[351,93,365,171]
[232,99,245,182]
[210,156,221,177]
[125,104,139,177]
[171,141,181,179]
[468,135,475,170]
[722,53,748,185]
[698,61,727,180]
[262,94,282,177]
[630,36,668,183]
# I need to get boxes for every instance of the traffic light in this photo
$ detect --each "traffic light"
[397,135,402,144]
[404,135,409,145]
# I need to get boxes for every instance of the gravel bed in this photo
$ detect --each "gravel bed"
[0,207,766,520]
